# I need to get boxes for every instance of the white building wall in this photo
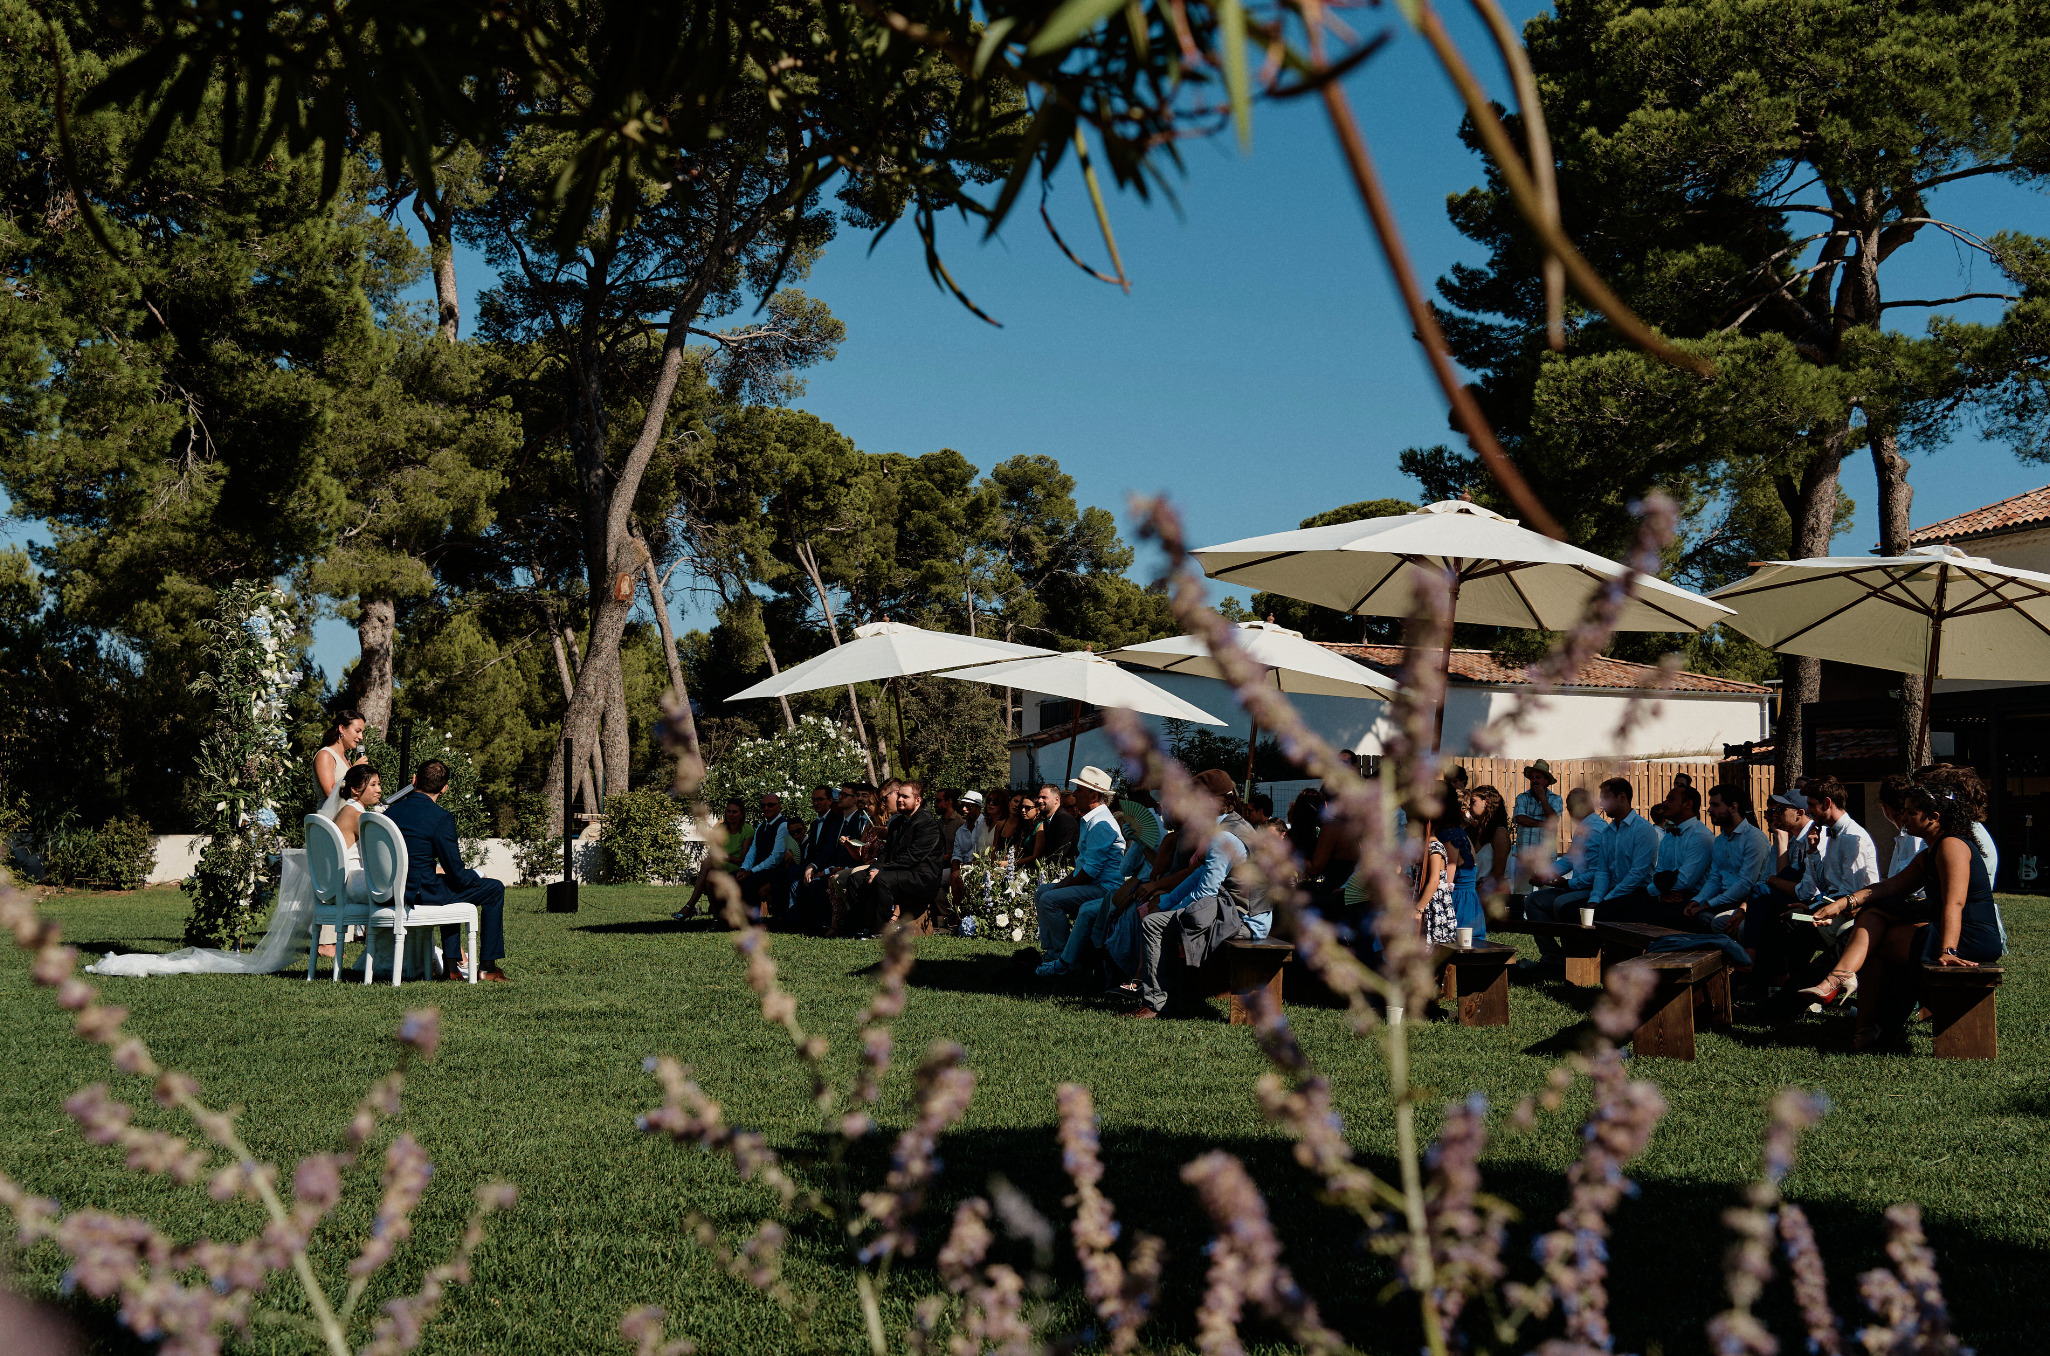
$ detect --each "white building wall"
[1011,670,1769,785]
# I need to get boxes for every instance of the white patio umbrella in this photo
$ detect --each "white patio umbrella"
[1193,499,1735,748]
[940,649,1227,781]
[727,621,1056,782]
[1711,543,2050,759]
[727,620,1053,701]
[1104,620,1401,787]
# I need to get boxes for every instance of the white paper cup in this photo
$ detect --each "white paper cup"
[1456,926,1474,948]
[1386,1005,1405,1026]
[1579,907,1596,927]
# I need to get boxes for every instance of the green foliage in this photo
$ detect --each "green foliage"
[181,583,296,947]
[704,717,869,815]
[895,674,1011,792]
[598,790,698,886]
[1160,720,1293,782]
[505,791,565,888]
[40,815,156,891]
[356,724,489,855]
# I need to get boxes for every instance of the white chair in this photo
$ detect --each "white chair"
[303,815,371,982]
[358,811,478,987]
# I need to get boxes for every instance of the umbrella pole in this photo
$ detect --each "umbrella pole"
[1065,703,1080,783]
[1432,565,1465,753]
[1244,718,1259,795]
[893,679,909,779]
[1913,566,1949,768]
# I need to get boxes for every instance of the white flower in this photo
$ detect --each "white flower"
[995,912,1010,927]
[1011,928,1024,941]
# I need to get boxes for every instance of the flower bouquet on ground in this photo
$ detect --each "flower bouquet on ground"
[955,854,1041,944]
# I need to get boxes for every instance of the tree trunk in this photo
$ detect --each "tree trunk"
[1775,442,1848,789]
[353,594,396,736]
[542,629,602,833]
[761,639,798,731]
[412,189,460,341]
[1870,422,1924,770]
[603,652,631,802]
[795,539,878,781]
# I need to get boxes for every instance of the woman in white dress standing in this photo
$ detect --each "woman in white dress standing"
[314,710,368,955]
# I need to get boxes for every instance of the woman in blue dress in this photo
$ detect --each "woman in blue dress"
[1438,814,1484,942]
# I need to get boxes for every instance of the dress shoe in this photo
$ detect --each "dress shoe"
[479,969,510,982]
[1124,1006,1159,1020]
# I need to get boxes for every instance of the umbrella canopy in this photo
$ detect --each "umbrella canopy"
[727,621,1053,702]
[939,650,1228,725]
[1104,620,1402,700]
[1710,544,2050,681]
[1191,499,1735,634]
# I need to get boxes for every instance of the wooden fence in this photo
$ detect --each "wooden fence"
[1442,757,1778,853]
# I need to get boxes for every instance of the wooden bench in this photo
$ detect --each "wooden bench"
[1183,938,1294,1025]
[1592,919,1690,961]
[1921,963,2004,1059]
[1428,941,1518,1027]
[1508,919,1605,986]
[1610,948,1732,1060]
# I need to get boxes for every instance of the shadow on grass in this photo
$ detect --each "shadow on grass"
[573,917,728,936]
[682,1121,2050,1356]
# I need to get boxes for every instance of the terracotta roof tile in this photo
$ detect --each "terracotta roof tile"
[1319,643,1772,695]
[1906,483,2050,546]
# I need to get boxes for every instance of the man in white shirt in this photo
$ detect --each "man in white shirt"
[945,790,989,912]
[1798,776,1880,902]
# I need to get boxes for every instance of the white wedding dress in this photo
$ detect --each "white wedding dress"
[86,749,351,979]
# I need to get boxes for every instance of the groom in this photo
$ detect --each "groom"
[383,759,509,981]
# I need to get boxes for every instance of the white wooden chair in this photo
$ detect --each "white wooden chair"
[303,815,370,982]
[358,811,478,987]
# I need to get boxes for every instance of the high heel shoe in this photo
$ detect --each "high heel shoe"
[1797,969,1858,1009]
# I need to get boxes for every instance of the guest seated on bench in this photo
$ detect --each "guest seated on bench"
[1587,777,1660,922]
[1675,784,1773,935]
[1034,767,1127,977]
[1751,777,1879,987]
[1798,783,2002,1052]
[1129,770,1266,1020]
[1520,787,1605,969]
[1650,784,1714,910]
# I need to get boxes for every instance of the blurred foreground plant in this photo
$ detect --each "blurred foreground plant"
[0,880,514,1356]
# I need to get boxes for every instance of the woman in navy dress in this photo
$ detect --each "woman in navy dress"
[1802,783,2000,1051]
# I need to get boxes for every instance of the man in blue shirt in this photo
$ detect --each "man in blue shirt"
[1511,761,1564,898]
[1679,783,1774,934]
[1034,767,1127,973]
[1589,777,1660,922]
[1651,784,1714,907]
[1519,786,1604,968]
[1129,770,1261,1018]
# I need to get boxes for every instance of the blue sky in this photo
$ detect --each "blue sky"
[7,2,2044,681]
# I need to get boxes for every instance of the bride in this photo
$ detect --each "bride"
[85,714,377,978]
[334,764,381,903]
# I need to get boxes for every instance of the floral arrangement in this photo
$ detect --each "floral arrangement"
[954,853,1043,944]
[702,715,867,815]
[182,583,297,949]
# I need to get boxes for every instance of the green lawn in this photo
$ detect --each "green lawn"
[5,882,2046,1354]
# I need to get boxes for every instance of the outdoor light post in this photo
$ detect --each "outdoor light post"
[548,734,579,912]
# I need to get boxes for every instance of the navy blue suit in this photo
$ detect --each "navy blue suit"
[383,791,505,971]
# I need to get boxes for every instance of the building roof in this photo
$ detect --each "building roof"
[1905,483,2050,547]
[1318,643,1772,695]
